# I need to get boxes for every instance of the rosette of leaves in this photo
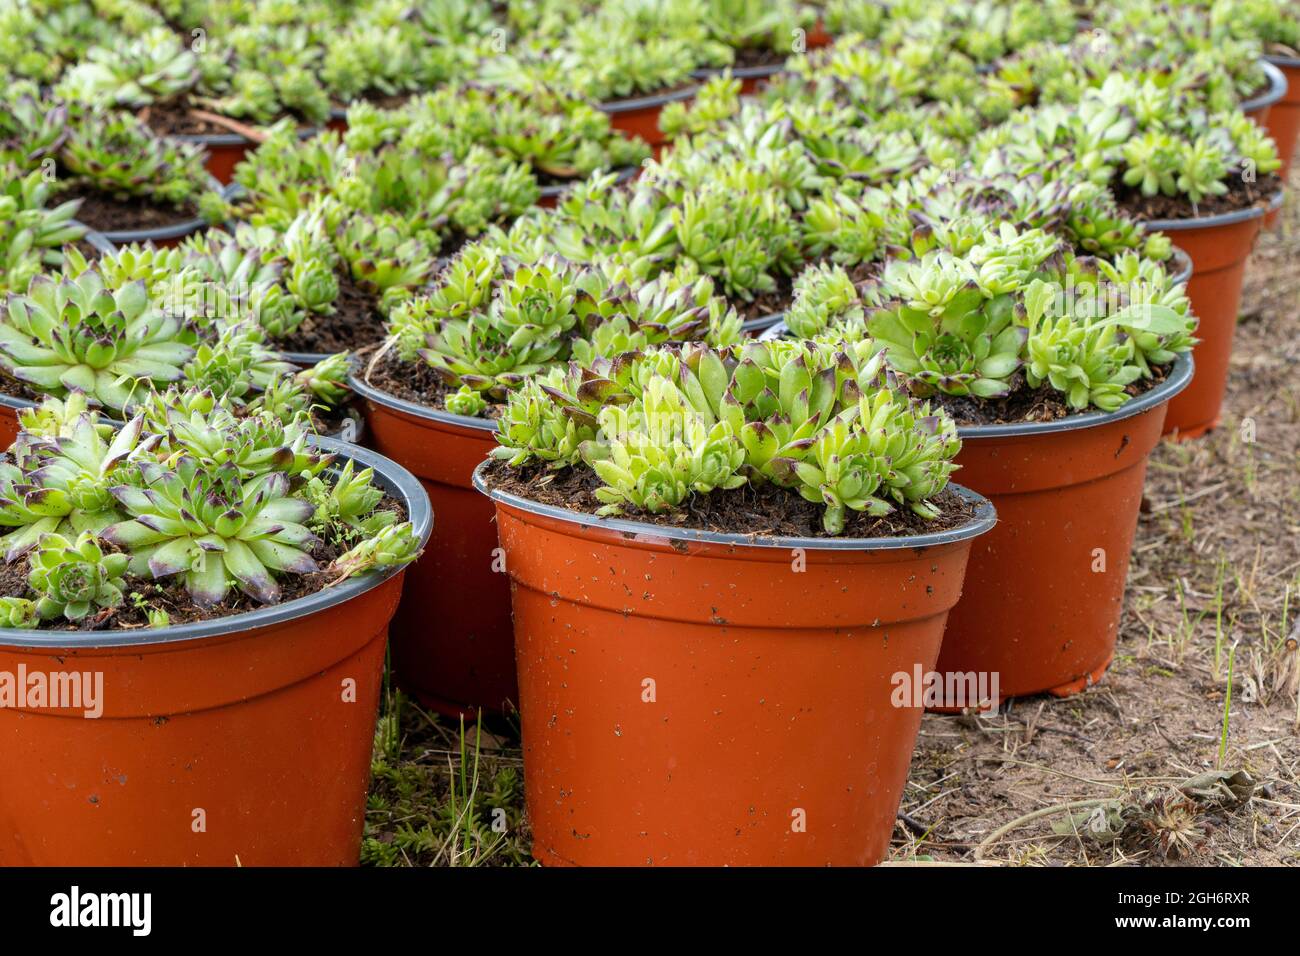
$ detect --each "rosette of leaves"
[0,165,86,294]
[0,87,69,168]
[101,453,320,606]
[867,252,1028,399]
[55,26,200,109]
[493,339,962,534]
[58,108,215,213]
[28,530,128,621]
[138,387,329,480]
[784,263,871,339]
[0,408,152,561]
[0,269,194,410]
[198,23,331,126]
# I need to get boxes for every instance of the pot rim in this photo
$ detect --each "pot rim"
[74,227,117,256]
[0,436,433,649]
[1265,52,1300,69]
[349,364,497,433]
[741,311,784,334]
[172,124,320,148]
[957,350,1193,439]
[96,176,228,245]
[598,83,701,114]
[1242,58,1289,113]
[1145,187,1285,231]
[538,164,639,199]
[473,463,995,551]
[689,62,786,82]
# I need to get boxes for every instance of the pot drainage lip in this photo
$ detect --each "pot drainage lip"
[0,436,433,649]
[956,350,1194,440]
[473,462,997,552]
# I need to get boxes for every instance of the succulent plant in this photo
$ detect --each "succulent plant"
[0,269,194,410]
[28,530,128,621]
[58,108,212,208]
[102,455,319,606]
[0,165,87,295]
[0,595,38,628]
[493,339,963,534]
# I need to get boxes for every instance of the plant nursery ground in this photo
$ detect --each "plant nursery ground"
[363,174,1300,867]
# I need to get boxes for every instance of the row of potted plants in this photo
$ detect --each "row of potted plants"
[2,0,1297,868]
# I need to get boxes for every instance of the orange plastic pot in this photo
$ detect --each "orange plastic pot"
[934,355,1192,703]
[1242,58,1287,128]
[350,372,515,717]
[0,437,432,866]
[1148,193,1281,438]
[176,126,319,186]
[1264,56,1300,228]
[599,84,699,148]
[475,465,996,866]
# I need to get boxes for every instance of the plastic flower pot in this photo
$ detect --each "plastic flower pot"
[473,464,995,866]
[1263,55,1300,228]
[0,436,433,866]
[73,226,117,257]
[599,84,700,148]
[0,393,36,450]
[691,62,784,94]
[1242,58,1288,127]
[1148,191,1284,438]
[741,311,785,336]
[176,125,320,185]
[349,371,514,716]
[932,353,1193,704]
[537,165,639,208]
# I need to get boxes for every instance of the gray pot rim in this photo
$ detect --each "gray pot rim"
[690,62,786,82]
[1144,186,1285,231]
[538,164,639,199]
[69,226,116,256]
[473,461,996,552]
[756,339,1193,438]
[1265,52,1300,70]
[598,83,701,114]
[94,175,227,245]
[1168,244,1192,284]
[0,435,433,649]
[957,350,1193,439]
[349,365,497,433]
[742,311,784,334]
[172,124,320,149]
[1242,58,1288,113]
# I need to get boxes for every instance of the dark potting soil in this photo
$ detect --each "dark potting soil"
[0,367,47,404]
[274,269,387,354]
[927,363,1168,427]
[68,189,199,233]
[480,457,980,540]
[363,347,502,420]
[0,495,408,631]
[1115,172,1282,221]
[139,97,230,137]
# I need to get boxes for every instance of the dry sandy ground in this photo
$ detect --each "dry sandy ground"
[896,176,1300,867]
